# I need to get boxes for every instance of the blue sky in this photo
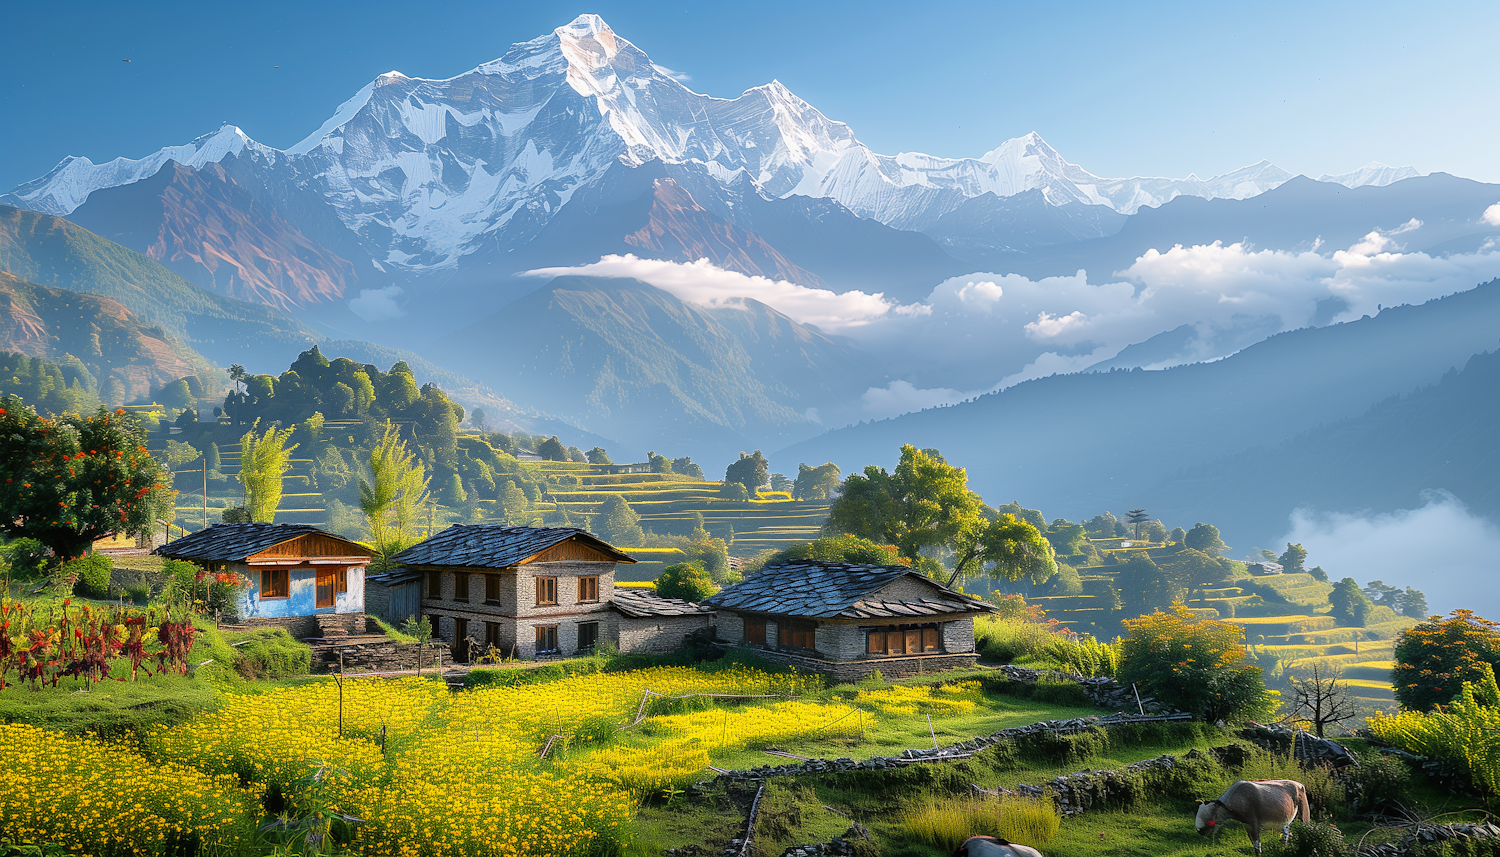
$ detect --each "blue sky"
[3,0,1496,191]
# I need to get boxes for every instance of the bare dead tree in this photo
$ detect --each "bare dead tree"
[1288,661,1359,737]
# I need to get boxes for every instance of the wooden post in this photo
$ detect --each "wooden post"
[336,651,345,739]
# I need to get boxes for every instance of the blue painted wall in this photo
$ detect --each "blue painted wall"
[237,564,365,619]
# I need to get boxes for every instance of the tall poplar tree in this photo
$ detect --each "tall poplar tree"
[238,421,298,523]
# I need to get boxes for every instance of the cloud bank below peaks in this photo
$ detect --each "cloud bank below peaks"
[526,223,1500,421]
[523,255,913,330]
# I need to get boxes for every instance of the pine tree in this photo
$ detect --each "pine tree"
[599,495,644,546]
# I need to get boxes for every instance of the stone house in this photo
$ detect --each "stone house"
[155,523,372,637]
[702,561,996,680]
[385,525,712,660]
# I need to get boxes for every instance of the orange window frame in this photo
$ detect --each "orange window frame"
[578,575,599,602]
[260,568,289,599]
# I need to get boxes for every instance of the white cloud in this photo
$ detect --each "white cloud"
[348,285,405,321]
[860,380,970,418]
[1484,202,1500,227]
[524,254,899,330]
[1279,494,1500,618]
[523,237,1500,421]
[652,64,691,82]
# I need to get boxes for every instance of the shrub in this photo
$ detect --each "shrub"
[1344,755,1411,814]
[1042,633,1120,677]
[3,537,49,579]
[655,561,718,602]
[1392,610,1500,711]
[66,553,113,598]
[1119,604,1277,722]
[1369,664,1500,797]
[124,582,150,605]
[1265,821,1352,857]
[901,796,1058,852]
[230,630,311,680]
[974,614,1055,663]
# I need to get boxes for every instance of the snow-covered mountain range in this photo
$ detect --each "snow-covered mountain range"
[3,14,1419,281]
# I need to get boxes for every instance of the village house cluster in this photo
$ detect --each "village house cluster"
[158,523,993,678]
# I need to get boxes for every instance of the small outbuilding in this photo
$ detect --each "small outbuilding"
[155,523,373,637]
[702,561,996,680]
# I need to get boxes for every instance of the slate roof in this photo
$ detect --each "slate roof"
[391,525,635,568]
[611,588,716,618]
[154,524,365,561]
[701,561,994,620]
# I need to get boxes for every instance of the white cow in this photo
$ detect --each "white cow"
[1196,779,1311,855]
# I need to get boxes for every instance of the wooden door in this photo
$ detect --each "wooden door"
[315,568,336,608]
[904,629,920,654]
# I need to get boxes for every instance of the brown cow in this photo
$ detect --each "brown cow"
[1195,779,1311,855]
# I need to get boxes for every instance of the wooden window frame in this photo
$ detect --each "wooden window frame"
[336,567,348,594]
[535,576,558,606]
[454,572,470,602]
[485,621,504,649]
[578,575,599,603]
[535,624,559,653]
[260,568,290,600]
[453,617,470,661]
[484,573,501,605]
[866,623,943,657]
[426,571,441,600]
[577,621,600,652]
[315,568,336,609]
[744,618,767,646]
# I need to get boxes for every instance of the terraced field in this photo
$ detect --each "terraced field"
[160,434,830,583]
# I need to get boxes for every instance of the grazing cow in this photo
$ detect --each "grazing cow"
[1195,779,1311,855]
[957,835,1044,857]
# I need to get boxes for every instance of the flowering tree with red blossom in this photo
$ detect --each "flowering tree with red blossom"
[0,395,169,562]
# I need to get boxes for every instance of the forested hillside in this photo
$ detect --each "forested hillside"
[1146,348,1500,540]
[0,271,209,403]
[779,278,1500,541]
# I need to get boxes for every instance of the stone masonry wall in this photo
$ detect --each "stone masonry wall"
[618,613,714,655]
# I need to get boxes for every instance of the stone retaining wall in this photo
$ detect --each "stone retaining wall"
[311,640,447,674]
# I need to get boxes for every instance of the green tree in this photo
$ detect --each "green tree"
[359,422,430,561]
[724,450,770,496]
[1308,565,1329,582]
[946,513,1056,589]
[499,480,529,523]
[1184,522,1228,557]
[158,378,194,409]
[824,445,984,568]
[718,482,751,502]
[1169,526,1187,545]
[671,456,704,480]
[656,561,718,602]
[1085,512,1120,538]
[238,421,299,523]
[538,436,569,462]
[793,462,842,500]
[1140,520,1169,543]
[1116,553,1183,618]
[206,442,222,473]
[470,407,488,430]
[0,397,168,559]
[768,473,793,493]
[1392,610,1500,711]
[1045,519,1089,557]
[1278,543,1309,574]
[163,440,201,471]
[598,495,644,546]
[996,501,1046,531]
[1330,577,1374,627]
[298,411,325,448]
[1165,548,1232,603]
[1398,587,1429,620]
[1119,604,1275,722]
[586,447,613,465]
[647,451,673,474]
[439,472,467,504]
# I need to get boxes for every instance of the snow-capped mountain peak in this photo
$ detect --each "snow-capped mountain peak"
[1,15,1433,274]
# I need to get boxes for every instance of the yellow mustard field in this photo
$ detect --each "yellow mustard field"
[0,665,840,856]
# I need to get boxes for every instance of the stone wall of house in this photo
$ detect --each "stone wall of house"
[617,613,714,655]
[716,611,745,644]
[310,640,447,675]
[722,644,978,681]
[816,623,864,661]
[226,612,369,640]
[942,617,976,653]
